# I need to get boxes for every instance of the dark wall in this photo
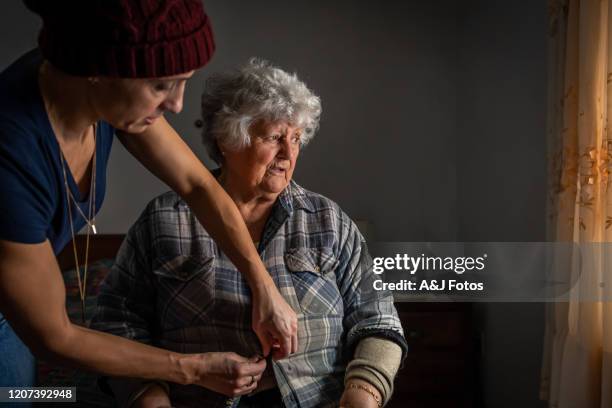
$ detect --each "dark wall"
[457,1,548,407]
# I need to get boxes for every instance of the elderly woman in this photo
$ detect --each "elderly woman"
[92,59,407,408]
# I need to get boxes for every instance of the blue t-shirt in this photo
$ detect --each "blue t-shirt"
[0,50,114,254]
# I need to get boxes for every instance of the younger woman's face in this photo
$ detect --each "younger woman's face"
[91,71,194,133]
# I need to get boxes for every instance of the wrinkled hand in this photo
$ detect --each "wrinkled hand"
[339,379,381,408]
[193,352,266,397]
[251,282,298,360]
[133,383,171,408]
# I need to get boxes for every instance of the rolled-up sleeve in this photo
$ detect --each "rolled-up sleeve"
[336,214,408,358]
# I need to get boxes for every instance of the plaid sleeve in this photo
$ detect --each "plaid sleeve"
[90,215,156,344]
[336,213,408,359]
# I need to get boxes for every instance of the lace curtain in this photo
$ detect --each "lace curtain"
[541,0,612,406]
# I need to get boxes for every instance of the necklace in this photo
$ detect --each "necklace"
[59,123,97,323]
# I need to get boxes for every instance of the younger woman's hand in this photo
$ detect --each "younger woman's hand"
[192,352,266,397]
[251,282,298,360]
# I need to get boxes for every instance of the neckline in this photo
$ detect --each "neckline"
[35,67,98,205]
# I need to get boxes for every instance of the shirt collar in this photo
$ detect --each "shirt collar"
[280,180,315,214]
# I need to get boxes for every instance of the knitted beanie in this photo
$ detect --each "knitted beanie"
[24,0,215,78]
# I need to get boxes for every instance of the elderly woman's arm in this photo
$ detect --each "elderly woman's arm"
[116,117,297,359]
[342,338,403,407]
[334,215,408,407]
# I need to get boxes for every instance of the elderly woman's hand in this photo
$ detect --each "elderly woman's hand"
[251,282,298,360]
[192,352,266,397]
[340,379,383,408]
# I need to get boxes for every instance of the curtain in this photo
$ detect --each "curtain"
[541,0,612,406]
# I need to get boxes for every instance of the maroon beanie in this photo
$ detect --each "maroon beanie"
[24,0,215,78]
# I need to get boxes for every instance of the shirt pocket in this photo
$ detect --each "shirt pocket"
[285,248,343,316]
[152,254,215,330]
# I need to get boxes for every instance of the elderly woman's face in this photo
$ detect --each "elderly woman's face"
[223,120,301,196]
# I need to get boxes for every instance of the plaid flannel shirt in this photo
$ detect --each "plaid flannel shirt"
[91,180,407,408]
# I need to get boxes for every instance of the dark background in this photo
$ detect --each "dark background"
[0,1,548,406]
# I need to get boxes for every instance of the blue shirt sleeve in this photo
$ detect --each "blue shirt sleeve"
[0,119,55,244]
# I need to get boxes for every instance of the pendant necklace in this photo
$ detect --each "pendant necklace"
[59,123,97,323]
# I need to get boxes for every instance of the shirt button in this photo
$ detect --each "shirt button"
[286,363,294,373]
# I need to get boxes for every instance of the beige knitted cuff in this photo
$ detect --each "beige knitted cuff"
[345,337,403,406]
[346,366,389,404]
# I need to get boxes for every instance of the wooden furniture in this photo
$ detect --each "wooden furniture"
[390,302,478,408]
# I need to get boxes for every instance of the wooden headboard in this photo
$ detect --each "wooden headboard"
[56,234,125,270]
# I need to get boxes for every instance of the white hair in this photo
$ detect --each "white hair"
[200,58,322,164]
